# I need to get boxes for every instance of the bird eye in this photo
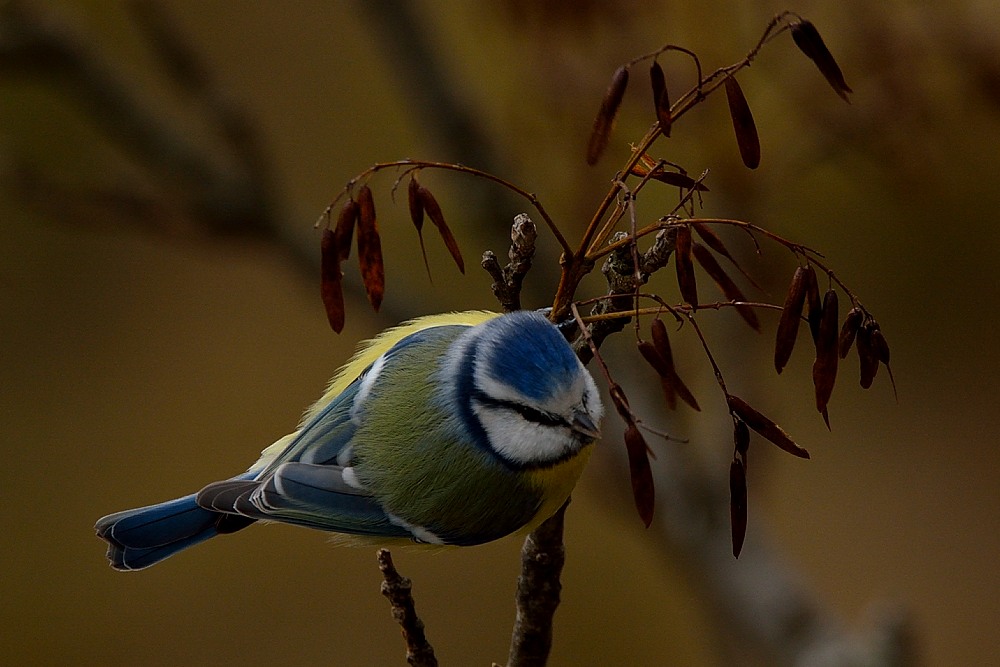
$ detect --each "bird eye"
[508,403,567,429]
[471,389,568,429]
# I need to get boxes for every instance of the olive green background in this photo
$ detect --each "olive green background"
[2,2,998,665]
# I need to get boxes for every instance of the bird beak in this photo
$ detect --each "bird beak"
[570,411,601,441]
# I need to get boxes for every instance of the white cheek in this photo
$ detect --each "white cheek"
[473,404,571,466]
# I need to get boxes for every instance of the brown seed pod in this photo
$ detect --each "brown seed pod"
[587,65,630,165]
[774,266,808,374]
[870,323,890,365]
[418,184,465,274]
[333,198,359,261]
[724,76,760,169]
[812,289,840,427]
[791,20,853,103]
[407,178,430,277]
[320,228,345,333]
[691,222,736,265]
[669,374,701,412]
[803,266,822,344]
[407,178,424,231]
[868,323,896,397]
[729,456,748,558]
[355,185,384,312]
[734,417,750,458]
[608,382,633,422]
[674,224,698,308]
[727,394,810,459]
[691,221,761,290]
[625,423,655,528]
[650,318,699,411]
[638,340,671,377]
[653,170,709,191]
[631,154,709,191]
[856,317,879,389]
[650,318,674,368]
[692,242,760,331]
[649,60,672,136]
[838,306,864,359]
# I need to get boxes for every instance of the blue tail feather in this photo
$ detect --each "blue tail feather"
[95,492,252,571]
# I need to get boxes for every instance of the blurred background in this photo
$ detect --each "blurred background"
[2,1,998,665]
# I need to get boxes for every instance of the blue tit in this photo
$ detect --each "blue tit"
[96,310,603,570]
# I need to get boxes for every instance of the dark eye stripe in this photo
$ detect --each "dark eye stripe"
[471,389,568,429]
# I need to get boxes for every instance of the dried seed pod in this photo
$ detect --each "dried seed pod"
[870,324,890,365]
[692,222,736,265]
[625,423,655,527]
[674,224,698,308]
[587,65,630,165]
[407,178,430,277]
[638,340,670,377]
[868,323,896,397]
[734,417,750,458]
[418,184,465,274]
[724,76,760,169]
[730,456,748,558]
[650,318,699,411]
[812,289,840,428]
[856,317,879,389]
[670,374,701,412]
[355,185,384,312]
[407,178,424,231]
[803,266,822,344]
[333,198,359,261]
[774,266,808,374]
[727,394,810,459]
[630,154,709,191]
[693,242,760,331]
[649,60,671,136]
[791,20,853,103]
[650,318,674,368]
[653,170,709,191]
[838,306,864,359]
[609,382,633,422]
[320,228,345,333]
[691,221,761,290]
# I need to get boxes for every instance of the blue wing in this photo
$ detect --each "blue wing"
[197,325,467,540]
[96,325,464,570]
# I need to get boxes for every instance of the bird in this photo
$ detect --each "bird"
[95,310,603,570]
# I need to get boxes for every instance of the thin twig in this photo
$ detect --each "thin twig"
[482,213,538,312]
[377,549,438,667]
[320,160,570,256]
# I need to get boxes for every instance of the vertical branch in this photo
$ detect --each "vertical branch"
[377,549,438,667]
[507,503,569,667]
[482,213,538,313]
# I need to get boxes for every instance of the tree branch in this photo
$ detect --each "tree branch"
[377,549,438,667]
[506,503,568,667]
[482,213,537,313]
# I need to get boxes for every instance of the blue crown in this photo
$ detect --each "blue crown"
[480,311,580,400]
